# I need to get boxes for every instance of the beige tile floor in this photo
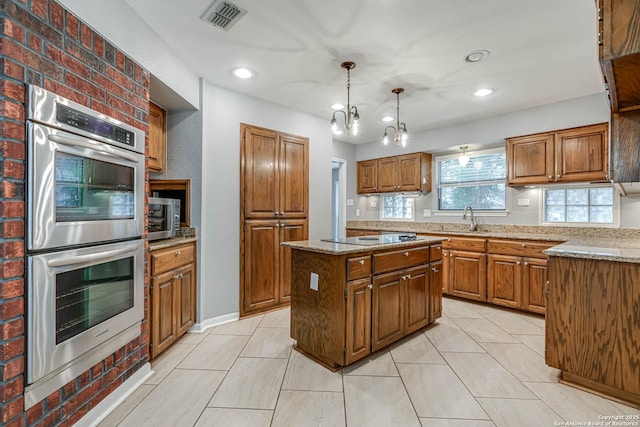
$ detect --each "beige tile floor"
[99,298,640,427]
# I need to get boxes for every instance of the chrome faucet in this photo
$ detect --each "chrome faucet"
[462,205,477,231]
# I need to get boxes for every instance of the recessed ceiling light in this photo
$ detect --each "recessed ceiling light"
[232,67,253,79]
[381,116,394,122]
[330,103,344,110]
[473,88,495,97]
[464,50,490,63]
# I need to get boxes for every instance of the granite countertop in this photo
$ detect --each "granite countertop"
[148,236,198,251]
[282,236,445,255]
[543,238,640,263]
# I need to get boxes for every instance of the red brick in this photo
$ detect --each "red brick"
[1,337,25,361]
[0,38,64,81]
[62,380,100,418]
[35,410,62,427]
[115,50,124,71]
[0,201,24,218]
[26,401,43,426]
[3,19,26,44]
[43,78,89,106]
[66,73,105,101]
[1,160,25,180]
[1,124,26,143]
[92,72,125,99]
[1,58,25,80]
[105,64,134,91]
[66,12,79,40]
[1,259,25,279]
[2,241,24,258]
[2,221,24,239]
[0,297,24,320]
[78,371,90,388]
[50,1,64,30]
[3,356,24,381]
[0,80,25,103]
[62,404,88,427]
[1,181,24,199]
[91,362,103,378]
[62,381,76,399]
[1,396,24,423]
[31,0,48,20]
[91,100,124,122]
[124,90,148,111]
[4,416,24,427]
[0,98,25,122]
[80,24,92,51]
[0,279,24,300]
[107,93,134,116]
[93,33,104,56]
[45,390,61,411]
[1,318,24,341]
[1,376,23,401]
[46,44,91,79]
[28,33,43,53]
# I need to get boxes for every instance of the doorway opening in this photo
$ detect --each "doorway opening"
[332,158,347,239]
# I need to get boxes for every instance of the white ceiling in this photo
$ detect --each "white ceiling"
[128,0,605,144]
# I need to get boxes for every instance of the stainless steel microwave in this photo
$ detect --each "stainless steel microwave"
[148,197,181,241]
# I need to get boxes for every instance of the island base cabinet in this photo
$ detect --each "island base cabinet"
[429,260,443,322]
[346,278,372,364]
[546,257,640,406]
[405,266,429,335]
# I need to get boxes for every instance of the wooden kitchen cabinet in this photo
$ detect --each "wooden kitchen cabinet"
[149,241,197,359]
[372,271,404,351]
[442,237,487,301]
[506,123,609,185]
[346,278,372,364]
[523,257,548,314]
[429,260,443,322]
[357,159,378,194]
[356,152,432,194]
[346,228,380,237]
[279,220,308,303]
[487,254,522,309]
[148,101,166,174]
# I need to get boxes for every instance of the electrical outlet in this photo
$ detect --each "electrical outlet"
[517,199,530,207]
[423,209,432,217]
[370,201,377,208]
[346,199,354,206]
[310,272,319,291]
[356,209,360,217]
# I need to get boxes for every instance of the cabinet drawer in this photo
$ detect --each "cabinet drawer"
[151,243,196,275]
[441,237,486,252]
[346,229,380,237]
[430,244,442,261]
[487,240,555,258]
[373,247,429,274]
[347,255,371,281]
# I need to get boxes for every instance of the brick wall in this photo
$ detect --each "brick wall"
[0,1,150,426]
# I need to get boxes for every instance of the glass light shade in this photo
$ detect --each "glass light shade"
[383,133,389,145]
[458,154,470,167]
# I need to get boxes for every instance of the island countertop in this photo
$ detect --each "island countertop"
[543,238,640,263]
[282,235,446,255]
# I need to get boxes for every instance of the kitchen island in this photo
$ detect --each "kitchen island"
[283,235,444,370]
[544,239,640,406]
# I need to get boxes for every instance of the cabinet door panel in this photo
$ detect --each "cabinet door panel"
[429,260,443,322]
[487,254,522,308]
[243,126,279,218]
[244,221,280,313]
[372,272,403,351]
[279,134,309,218]
[175,263,196,337]
[507,134,554,185]
[280,220,308,303]
[357,160,378,194]
[152,270,176,358]
[398,154,420,191]
[449,251,487,301]
[405,266,429,334]
[524,257,548,314]
[346,278,372,364]
[377,157,398,192]
[148,102,166,173]
[555,124,608,182]
[442,249,450,294]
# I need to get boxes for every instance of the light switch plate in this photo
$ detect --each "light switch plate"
[356,209,360,217]
[370,201,377,208]
[310,272,319,291]
[423,209,432,217]
[517,199,530,206]
[346,199,354,206]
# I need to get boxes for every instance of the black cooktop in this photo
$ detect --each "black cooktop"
[321,234,421,246]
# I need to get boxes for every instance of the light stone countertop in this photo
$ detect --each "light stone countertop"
[282,236,446,255]
[543,238,640,263]
[148,236,198,251]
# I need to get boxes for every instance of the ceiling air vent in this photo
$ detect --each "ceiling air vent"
[201,0,248,32]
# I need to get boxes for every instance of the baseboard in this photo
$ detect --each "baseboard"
[75,363,153,427]
[190,312,239,333]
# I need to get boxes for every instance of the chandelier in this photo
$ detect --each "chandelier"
[330,61,360,136]
[382,88,408,147]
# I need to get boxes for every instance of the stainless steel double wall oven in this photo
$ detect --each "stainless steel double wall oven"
[25,85,146,396]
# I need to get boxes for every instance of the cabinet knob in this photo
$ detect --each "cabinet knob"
[175,251,181,256]
[548,175,553,179]
[368,284,373,289]
[517,261,521,265]
[443,253,448,257]
[431,267,439,272]
[556,174,561,179]
[403,252,409,256]
[447,238,451,242]
[406,274,411,279]
[401,275,406,280]
[521,243,526,248]
[434,246,441,251]
[524,262,528,266]
[359,259,365,265]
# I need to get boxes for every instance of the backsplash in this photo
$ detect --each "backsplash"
[0,1,150,426]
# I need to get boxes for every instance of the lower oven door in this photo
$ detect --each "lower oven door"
[27,122,145,251]
[27,240,144,384]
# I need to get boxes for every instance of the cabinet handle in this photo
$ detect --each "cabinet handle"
[403,252,409,256]
[175,251,181,256]
[516,261,521,265]
[368,284,373,289]
[524,262,528,266]
[434,246,441,251]
[359,259,365,265]
[406,274,411,279]
[556,174,561,179]
[447,238,451,242]
[443,253,448,257]
[401,275,406,280]
[431,267,439,272]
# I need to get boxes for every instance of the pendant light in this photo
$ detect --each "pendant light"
[382,88,408,147]
[330,61,360,136]
[458,146,470,167]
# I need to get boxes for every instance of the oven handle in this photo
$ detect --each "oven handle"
[48,133,140,163]
[47,244,139,267]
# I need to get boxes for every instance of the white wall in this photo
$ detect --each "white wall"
[331,140,358,220]
[200,82,333,320]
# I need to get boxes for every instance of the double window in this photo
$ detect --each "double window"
[436,148,506,211]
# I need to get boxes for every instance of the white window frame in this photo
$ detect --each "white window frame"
[379,194,416,221]
[433,147,509,216]
[538,184,620,228]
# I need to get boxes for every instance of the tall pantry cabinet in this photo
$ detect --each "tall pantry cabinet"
[240,124,309,316]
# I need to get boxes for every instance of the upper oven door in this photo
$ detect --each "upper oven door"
[27,122,145,251]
